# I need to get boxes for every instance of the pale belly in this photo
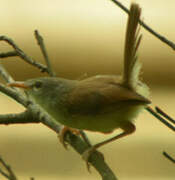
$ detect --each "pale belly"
[51,104,145,133]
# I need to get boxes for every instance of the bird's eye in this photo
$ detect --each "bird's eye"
[33,81,43,90]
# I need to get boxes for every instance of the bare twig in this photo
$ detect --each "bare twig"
[155,106,175,125]
[0,63,28,105]
[0,64,14,83]
[154,107,175,164]
[146,107,175,131]
[110,0,175,50]
[34,30,55,77]
[0,156,17,180]
[0,51,18,58]
[146,106,175,164]
[163,151,175,164]
[0,83,27,106]
[0,36,48,73]
[0,111,40,125]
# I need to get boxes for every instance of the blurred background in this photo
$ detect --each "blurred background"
[0,0,175,179]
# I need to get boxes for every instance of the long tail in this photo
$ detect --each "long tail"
[122,3,142,90]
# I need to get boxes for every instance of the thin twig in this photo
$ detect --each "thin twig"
[163,151,175,164]
[0,63,29,106]
[0,36,49,73]
[153,107,175,164]
[146,106,175,131]
[110,0,175,50]
[0,111,40,125]
[155,106,175,125]
[0,51,18,58]
[0,169,9,179]
[0,83,27,106]
[0,156,17,180]
[34,30,55,77]
[0,64,14,83]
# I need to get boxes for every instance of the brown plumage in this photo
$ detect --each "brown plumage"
[67,75,150,115]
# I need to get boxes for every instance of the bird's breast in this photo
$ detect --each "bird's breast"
[48,102,145,133]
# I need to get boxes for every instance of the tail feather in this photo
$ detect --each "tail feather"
[123,3,142,90]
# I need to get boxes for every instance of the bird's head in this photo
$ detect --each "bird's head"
[8,77,76,108]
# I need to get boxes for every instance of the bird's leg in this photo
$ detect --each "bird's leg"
[83,121,136,170]
[79,130,92,147]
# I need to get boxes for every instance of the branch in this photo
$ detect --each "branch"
[0,83,27,106]
[146,107,175,131]
[0,63,15,83]
[155,107,175,164]
[146,106,175,164]
[155,106,175,125]
[0,36,49,73]
[110,0,175,50]
[0,51,18,58]
[34,30,55,77]
[163,151,175,164]
[0,111,39,125]
[0,64,28,106]
[0,156,17,180]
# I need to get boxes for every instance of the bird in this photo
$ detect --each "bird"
[8,2,150,167]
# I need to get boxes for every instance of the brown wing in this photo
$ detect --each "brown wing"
[66,75,150,115]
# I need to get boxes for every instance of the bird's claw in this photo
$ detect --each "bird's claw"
[58,126,81,149]
[82,147,104,172]
[82,147,94,172]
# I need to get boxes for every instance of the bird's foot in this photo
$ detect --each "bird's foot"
[82,146,104,172]
[58,126,81,149]
[82,146,95,172]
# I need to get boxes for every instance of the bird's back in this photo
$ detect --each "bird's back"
[66,75,150,116]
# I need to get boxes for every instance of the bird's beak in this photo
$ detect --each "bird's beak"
[7,81,30,89]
